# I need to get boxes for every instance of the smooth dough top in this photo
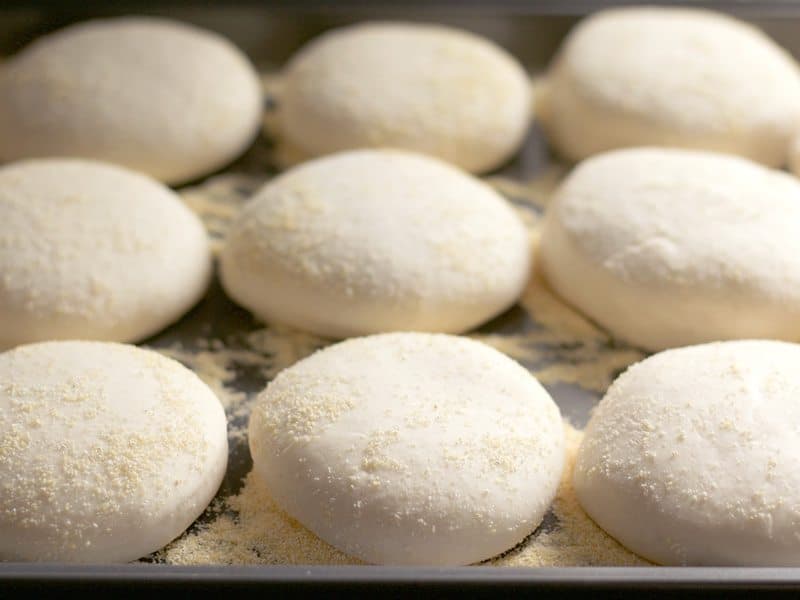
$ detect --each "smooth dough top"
[0,16,263,184]
[220,149,531,338]
[539,147,800,350]
[279,22,532,173]
[0,159,211,349]
[575,340,800,566]
[0,341,228,562]
[542,7,800,165]
[248,332,564,565]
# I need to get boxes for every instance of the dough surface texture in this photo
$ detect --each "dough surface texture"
[220,149,531,338]
[0,158,211,349]
[0,17,263,184]
[280,22,531,173]
[248,332,565,565]
[541,7,800,166]
[540,147,800,351]
[0,341,228,562]
[575,340,800,566]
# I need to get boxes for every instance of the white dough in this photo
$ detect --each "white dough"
[539,147,800,351]
[541,7,800,166]
[0,17,263,184]
[279,22,532,173]
[0,341,228,562]
[0,159,211,349]
[220,149,531,338]
[575,340,800,566]
[248,332,564,565]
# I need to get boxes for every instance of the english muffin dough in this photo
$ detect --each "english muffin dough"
[279,22,531,173]
[0,159,211,349]
[539,147,800,351]
[0,17,262,184]
[575,340,800,566]
[220,150,531,338]
[248,332,564,565]
[0,341,228,562]
[541,7,800,166]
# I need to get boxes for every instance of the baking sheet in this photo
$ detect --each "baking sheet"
[3,0,800,590]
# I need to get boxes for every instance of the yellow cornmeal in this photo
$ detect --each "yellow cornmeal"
[160,422,647,566]
[152,157,648,567]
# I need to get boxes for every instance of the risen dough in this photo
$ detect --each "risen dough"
[0,17,263,184]
[575,340,800,566]
[279,22,532,173]
[541,7,800,166]
[0,159,211,349]
[540,147,800,351]
[248,332,564,565]
[220,149,531,338]
[0,341,228,562]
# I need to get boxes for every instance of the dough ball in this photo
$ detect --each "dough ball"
[0,159,211,349]
[220,149,531,338]
[539,147,800,351]
[541,7,800,166]
[0,17,263,184]
[279,22,531,173]
[248,332,564,565]
[0,341,228,562]
[575,340,800,566]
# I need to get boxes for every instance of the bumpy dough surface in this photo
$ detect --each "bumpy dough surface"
[0,17,263,184]
[539,147,800,351]
[0,159,211,349]
[541,7,800,166]
[279,22,532,173]
[575,340,800,566]
[248,332,565,565]
[0,341,228,562]
[220,149,531,338]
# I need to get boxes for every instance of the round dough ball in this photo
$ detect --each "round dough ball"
[0,17,263,184]
[220,149,531,338]
[249,332,564,565]
[575,340,800,566]
[541,7,800,166]
[0,341,228,562]
[0,159,212,349]
[539,147,800,351]
[279,22,532,173]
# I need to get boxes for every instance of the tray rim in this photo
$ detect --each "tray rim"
[3,564,800,588]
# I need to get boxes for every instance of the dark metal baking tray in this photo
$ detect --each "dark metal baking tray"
[2,1,800,595]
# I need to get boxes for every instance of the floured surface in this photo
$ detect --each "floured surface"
[139,145,648,566]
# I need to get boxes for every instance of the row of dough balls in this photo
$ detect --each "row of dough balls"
[543,5,800,565]
[8,334,800,566]
[0,16,531,181]
[250,338,800,567]
[8,144,800,354]
[5,8,800,180]
[0,150,530,350]
[0,334,565,565]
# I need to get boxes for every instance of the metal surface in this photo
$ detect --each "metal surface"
[1,1,800,592]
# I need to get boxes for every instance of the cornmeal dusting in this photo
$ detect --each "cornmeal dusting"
[160,423,647,566]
